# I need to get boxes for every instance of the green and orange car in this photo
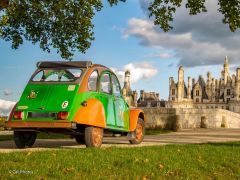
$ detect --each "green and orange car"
[6,61,145,148]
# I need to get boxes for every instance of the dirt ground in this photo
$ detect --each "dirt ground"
[0,128,240,153]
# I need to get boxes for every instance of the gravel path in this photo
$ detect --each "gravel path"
[0,128,240,153]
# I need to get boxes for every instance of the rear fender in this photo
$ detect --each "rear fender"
[129,108,145,131]
[73,98,106,128]
[7,103,18,121]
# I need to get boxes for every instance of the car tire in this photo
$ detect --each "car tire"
[84,126,103,148]
[74,135,85,144]
[14,131,37,149]
[129,118,145,144]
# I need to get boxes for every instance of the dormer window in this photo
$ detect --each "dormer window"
[196,90,200,96]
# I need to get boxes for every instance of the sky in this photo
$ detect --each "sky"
[1,0,240,115]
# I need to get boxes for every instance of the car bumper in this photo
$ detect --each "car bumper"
[6,120,75,129]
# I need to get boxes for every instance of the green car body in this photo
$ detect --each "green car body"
[7,61,145,148]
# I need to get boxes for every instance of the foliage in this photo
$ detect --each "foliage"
[0,142,240,179]
[0,0,125,59]
[0,0,240,59]
[148,0,240,32]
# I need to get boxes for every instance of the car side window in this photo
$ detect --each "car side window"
[88,70,98,91]
[100,73,111,94]
[112,74,121,97]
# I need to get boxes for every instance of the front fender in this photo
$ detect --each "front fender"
[73,98,106,128]
[129,108,145,131]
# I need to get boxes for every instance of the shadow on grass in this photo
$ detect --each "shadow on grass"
[204,141,240,147]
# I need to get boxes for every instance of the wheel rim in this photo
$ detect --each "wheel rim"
[136,123,143,141]
[92,128,102,147]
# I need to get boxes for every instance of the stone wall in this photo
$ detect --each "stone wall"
[143,107,240,130]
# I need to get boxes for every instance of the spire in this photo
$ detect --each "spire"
[224,56,228,64]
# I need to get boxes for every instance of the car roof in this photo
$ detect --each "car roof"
[36,61,112,71]
[37,61,93,68]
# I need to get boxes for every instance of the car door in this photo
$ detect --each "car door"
[111,73,129,130]
[99,72,116,128]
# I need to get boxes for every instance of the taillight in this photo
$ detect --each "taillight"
[13,111,24,119]
[57,112,69,120]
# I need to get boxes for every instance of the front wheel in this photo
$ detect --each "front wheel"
[84,127,103,148]
[14,131,37,149]
[129,118,145,144]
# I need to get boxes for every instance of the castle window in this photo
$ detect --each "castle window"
[172,89,175,95]
[172,97,175,101]
[196,98,199,103]
[227,89,231,96]
[226,106,229,110]
[196,90,200,96]
[227,98,230,102]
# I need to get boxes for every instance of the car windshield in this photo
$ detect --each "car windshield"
[32,68,83,82]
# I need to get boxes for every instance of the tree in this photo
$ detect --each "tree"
[0,0,125,59]
[0,0,239,59]
[148,0,240,32]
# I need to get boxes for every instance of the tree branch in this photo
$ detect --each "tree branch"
[0,0,9,10]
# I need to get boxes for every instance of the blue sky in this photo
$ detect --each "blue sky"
[0,0,239,114]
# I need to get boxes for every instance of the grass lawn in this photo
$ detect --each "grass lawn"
[0,142,239,179]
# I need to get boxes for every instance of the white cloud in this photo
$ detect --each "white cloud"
[111,62,158,84]
[123,0,240,67]
[0,99,16,115]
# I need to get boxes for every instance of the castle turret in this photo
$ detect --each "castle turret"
[212,78,216,101]
[187,76,191,99]
[140,90,145,102]
[192,78,196,87]
[177,65,184,101]
[235,68,240,101]
[124,70,131,90]
[237,68,240,81]
[223,56,229,85]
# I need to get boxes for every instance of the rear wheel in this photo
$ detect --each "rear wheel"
[85,127,103,148]
[129,118,145,144]
[14,131,37,149]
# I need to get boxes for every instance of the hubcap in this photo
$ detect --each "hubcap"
[136,123,143,141]
[92,128,102,146]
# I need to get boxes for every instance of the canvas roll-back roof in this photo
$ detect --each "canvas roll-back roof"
[37,61,92,68]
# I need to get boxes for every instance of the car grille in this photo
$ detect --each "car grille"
[27,112,57,119]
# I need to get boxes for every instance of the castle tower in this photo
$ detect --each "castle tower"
[140,90,145,102]
[223,56,229,85]
[237,68,240,81]
[177,65,184,101]
[206,72,212,99]
[192,78,196,87]
[215,79,219,98]
[132,91,138,107]
[235,68,240,101]
[169,77,176,101]
[124,70,131,90]
[212,78,216,102]
[187,76,191,99]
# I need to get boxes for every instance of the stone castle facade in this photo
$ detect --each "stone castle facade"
[122,71,161,107]
[166,57,240,113]
[122,71,138,107]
